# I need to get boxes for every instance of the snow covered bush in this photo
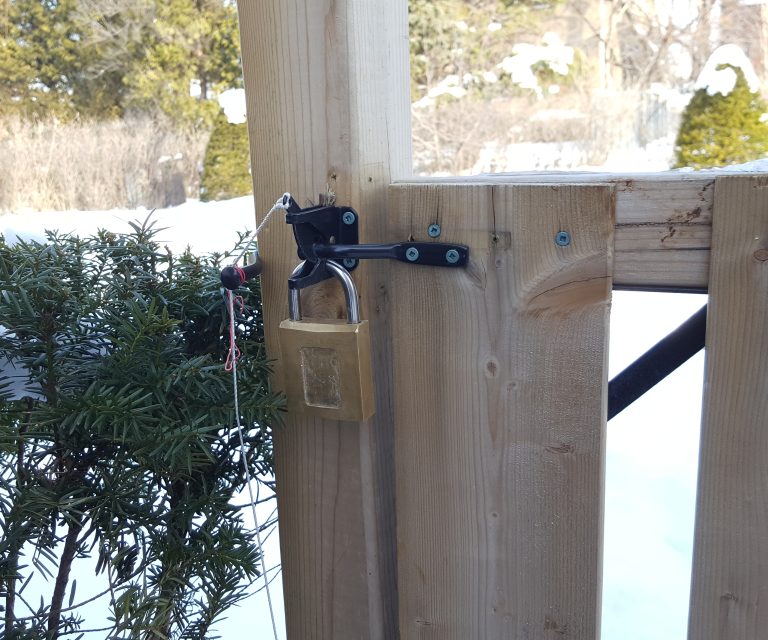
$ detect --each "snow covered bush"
[674,64,768,169]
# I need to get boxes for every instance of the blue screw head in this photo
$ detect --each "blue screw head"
[427,224,441,238]
[406,247,420,262]
[445,249,460,264]
[343,258,357,269]
[342,211,356,225]
[555,231,571,247]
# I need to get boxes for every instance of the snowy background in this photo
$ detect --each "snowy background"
[2,1,766,636]
[1,195,707,640]
[414,36,768,175]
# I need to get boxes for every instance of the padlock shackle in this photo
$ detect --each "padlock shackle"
[288,260,361,324]
[288,262,304,321]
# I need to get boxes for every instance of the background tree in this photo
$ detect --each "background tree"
[0,222,281,639]
[200,110,252,202]
[72,0,158,118]
[0,0,91,119]
[0,0,242,126]
[121,0,242,127]
[674,64,768,169]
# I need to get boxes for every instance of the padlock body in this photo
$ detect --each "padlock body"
[278,318,375,421]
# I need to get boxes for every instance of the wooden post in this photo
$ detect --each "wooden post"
[389,183,614,639]
[688,175,768,639]
[236,2,410,638]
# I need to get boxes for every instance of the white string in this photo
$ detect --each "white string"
[232,193,291,265]
[228,291,279,640]
[226,194,290,640]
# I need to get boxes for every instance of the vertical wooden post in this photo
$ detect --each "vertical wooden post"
[389,183,614,639]
[688,176,768,639]
[236,2,410,638]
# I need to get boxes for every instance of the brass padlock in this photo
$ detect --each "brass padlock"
[278,261,375,421]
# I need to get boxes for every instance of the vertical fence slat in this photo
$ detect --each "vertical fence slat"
[236,2,410,638]
[390,183,614,639]
[688,175,768,639]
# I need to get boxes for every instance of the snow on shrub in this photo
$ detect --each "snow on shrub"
[675,45,768,169]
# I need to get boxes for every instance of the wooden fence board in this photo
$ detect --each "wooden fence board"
[688,175,768,639]
[236,2,410,638]
[389,182,613,639]
[398,174,714,291]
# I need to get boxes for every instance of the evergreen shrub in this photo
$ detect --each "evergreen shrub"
[0,222,281,637]
[200,112,253,202]
[674,64,768,169]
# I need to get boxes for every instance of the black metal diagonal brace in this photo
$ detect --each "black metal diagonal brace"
[608,305,707,420]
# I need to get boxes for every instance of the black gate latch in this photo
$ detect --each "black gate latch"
[283,195,469,291]
[220,194,469,290]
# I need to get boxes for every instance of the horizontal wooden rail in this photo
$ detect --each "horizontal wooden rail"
[396,172,720,291]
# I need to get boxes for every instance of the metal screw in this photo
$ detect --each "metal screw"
[445,249,460,264]
[427,223,441,238]
[406,247,420,262]
[343,258,357,269]
[342,211,356,225]
[555,231,571,247]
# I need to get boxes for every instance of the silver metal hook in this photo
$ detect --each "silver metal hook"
[287,261,361,324]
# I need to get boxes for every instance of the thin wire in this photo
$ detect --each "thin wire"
[232,193,291,265]
[225,194,289,640]
[228,291,279,640]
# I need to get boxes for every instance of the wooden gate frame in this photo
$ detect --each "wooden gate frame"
[236,3,768,638]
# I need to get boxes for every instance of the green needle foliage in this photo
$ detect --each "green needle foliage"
[0,220,282,639]
[674,64,768,169]
[200,111,252,202]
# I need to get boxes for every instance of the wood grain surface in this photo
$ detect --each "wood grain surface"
[688,175,768,639]
[236,2,410,638]
[389,183,614,639]
[397,173,714,291]
[237,3,768,637]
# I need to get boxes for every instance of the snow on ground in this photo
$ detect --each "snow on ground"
[1,196,260,256]
[471,135,678,173]
[605,292,706,640]
[675,156,768,172]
